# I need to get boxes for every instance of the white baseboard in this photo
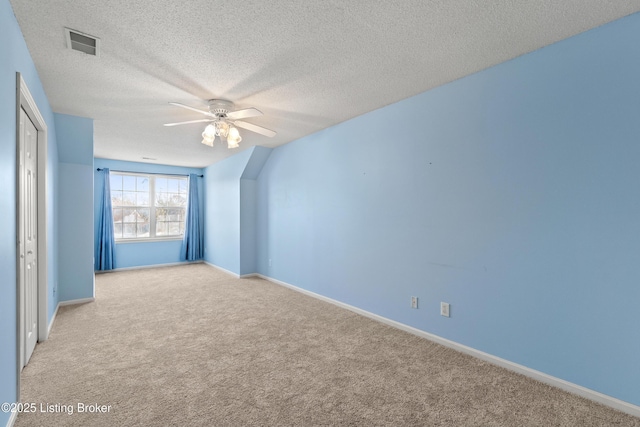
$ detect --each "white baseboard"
[6,410,18,427]
[95,260,203,274]
[47,302,60,337]
[58,297,95,307]
[202,262,259,279]
[45,298,94,337]
[255,273,640,419]
[203,261,241,278]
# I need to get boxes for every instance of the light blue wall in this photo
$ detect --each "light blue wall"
[0,0,59,424]
[256,13,640,406]
[55,113,94,164]
[2,0,639,417]
[203,150,249,274]
[203,146,272,275]
[94,158,204,270]
[239,179,258,275]
[240,146,272,275]
[56,114,94,301]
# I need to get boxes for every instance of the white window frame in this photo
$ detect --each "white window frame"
[110,172,188,242]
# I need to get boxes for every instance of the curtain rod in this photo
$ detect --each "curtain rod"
[96,168,203,178]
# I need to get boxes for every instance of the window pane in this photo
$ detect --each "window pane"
[179,179,188,193]
[122,208,135,222]
[113,208,123,224]
[138,208,150,223]
[137,223,150,237]
[155,192,167,207]
[166,208,183,221]
[136,192,149,206]
[167,222,181,235]
[161,209,168,222]
[123,175,137,191]
[156,221,168,236]
[167,178,179,192]
[168,193,186,207]
[164,208,174,221]
[113,223,122,238]
[123,192,137,206]
[137,176,149,191]
[123,223,136,238]
[110,174,122,191]
[111,191,123,207]
[155,221,184,237]
[156,178,168,193]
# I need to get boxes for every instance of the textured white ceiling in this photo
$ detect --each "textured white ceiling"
[9,0,640,167]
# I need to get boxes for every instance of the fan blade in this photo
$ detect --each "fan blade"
[226,107,263,120]
[164,119,213,127]
[168,102,214,117]
[234,120,277,137]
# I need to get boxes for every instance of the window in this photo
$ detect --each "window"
[110,172,188,240]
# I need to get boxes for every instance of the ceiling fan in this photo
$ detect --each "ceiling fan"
[164,99,276,148]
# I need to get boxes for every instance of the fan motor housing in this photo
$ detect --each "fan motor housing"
[208,99,233,116]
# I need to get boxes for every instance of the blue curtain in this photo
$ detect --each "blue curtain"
[96,168,115,270]
[181,174,203,261]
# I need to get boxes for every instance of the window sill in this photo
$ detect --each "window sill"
[115,237,183,244]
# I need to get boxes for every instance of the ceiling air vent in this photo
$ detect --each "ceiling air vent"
[64,28,100,56]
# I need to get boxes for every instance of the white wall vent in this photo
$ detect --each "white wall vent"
[64,28,100,56]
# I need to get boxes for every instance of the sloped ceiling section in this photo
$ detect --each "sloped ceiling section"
[10,0,640,167]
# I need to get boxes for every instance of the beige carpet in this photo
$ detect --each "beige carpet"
[16,264,640,426]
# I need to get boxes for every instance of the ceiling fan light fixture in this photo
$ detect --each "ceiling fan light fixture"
[227,126,241,148]
[215,120,230,138]
[201,124,216,146]
[202,124,216,138]
[201,135,214,146]
[166,99,276,149]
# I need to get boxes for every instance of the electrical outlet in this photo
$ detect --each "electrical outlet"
[411,296,418,309]
[440,302,450,317]
[268,259,272,267]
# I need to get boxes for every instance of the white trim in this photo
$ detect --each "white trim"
[44,299,94,337]
[18,73,48,343]
[16,73,49,403]
[203,261,240,278]
[95,260,204,274]
[202,261,257,279]
[47,302,60,337]
[115,237,184,244]
[255,273,640,419]
[6,410,18,427]
[58,297,95,307]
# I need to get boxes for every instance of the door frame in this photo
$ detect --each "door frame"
[15,72,49,392]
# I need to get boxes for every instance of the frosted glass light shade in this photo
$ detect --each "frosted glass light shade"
[202,122,241,148]
[202,124,216,138]
[227,126,241,148]
[201,135,214,146]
